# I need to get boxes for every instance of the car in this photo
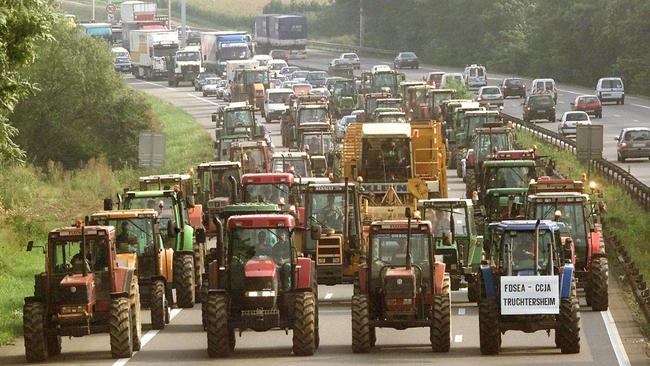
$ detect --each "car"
[500,78,526,98]
[264,88,293,123]
[340,52,361,69]
[394,51,419,69]
[371,64,391,73]
[267,59,289,78]
[424,72,445,88]
[557,111,591,137]
[476,86,504,107]
[530,78,558,102]
[596,77,625,105]
[215,79,230,100]
[201,77,221,96]
[306,71,328,88]
[328,58,354,78]
[269,49,289,62]
[523,94,556,122]
[463,64,487,88]
[280,79,298,89]
[572,95,602,118]
[310,87,331,98]
[194,72,218,91]
[279,66,299,77]
[336,115,357,139]
[440,72,465,89]
[289,70,309,83]
[252,54,273,66]
[615,127,650,162]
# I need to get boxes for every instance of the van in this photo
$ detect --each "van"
[530,78,557,102]
[440,73,465,89]
[111,46,131,72]
[371,64,392,73]
[596,77,624,105]
[463,64,487,88]
[252,54,273,67]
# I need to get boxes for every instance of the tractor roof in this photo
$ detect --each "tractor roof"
[362,123,410,138]
[231,140,268,148]
[139,174,191,183]
[483,160,535,168]
[124,190,178,198]
[197,161,241,169]
[224,203,281,214]
[272,151,309,159]
[90,209,158,220]
[527,177,584,194]
[296,177,332,185]
[430,89,455,94]
[242,172,295,185]
[485,187,529,195]
[227,214,295,230]
[489,220,564,232]
[304,182,357,191]
[370,220,433,233]
[418,198,472,208]
[49,225,115,238]
[465,110,499,117]
[527,192,589,202]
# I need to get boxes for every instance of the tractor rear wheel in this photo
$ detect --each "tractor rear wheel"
[292,291,316,356]
[174,254,196,308]
[194,243,205,303]
[431,273,451,352]
[130,280,142,352]
[465,170,477,199]
[150,280,166,330]
[206,293,231,357]
[479,298,500,355]
[23,302,47,362]
[557,279,581,354]
[110,297,133,359]
[351,294,371,353]
[589,257,609,311]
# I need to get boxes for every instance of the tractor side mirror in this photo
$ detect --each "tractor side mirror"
[103,198,113,211]
[614,136,619,141]
[27,240,34,252]
[310,225,322,240]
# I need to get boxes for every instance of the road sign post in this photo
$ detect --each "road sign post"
[576,124,603,179]
[139,132,166,168]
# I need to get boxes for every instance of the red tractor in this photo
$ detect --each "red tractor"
[205,214,319,357]
[23,224,141,362]
[352,208,451,353]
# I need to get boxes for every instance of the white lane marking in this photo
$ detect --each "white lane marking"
[601,309,631,366]
[458,308,466,315]
[558,89,581,95]
[613,114,622,118]
[633,120,639,123]
[112,308,183,366]
[631,103,650,110]
[324,292,333,300]
[454,334,463,343]
[188,93,222,107]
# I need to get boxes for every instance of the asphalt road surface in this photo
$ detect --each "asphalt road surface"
[1,68,646,365]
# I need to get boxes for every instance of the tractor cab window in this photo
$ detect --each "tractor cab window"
[298,108,327,124]
[244,182,290,205]
[176,51,200,62]
[95,218,155,255]
[230,228,291,267]
[232,148,266,174]
[476,133,510,160]
[362,138,411,182]
[272,159,308,177]
[333,81,354,95]
[487,166,535,189]
[52,238,108,274]
[502,230,552,275]
[371,233,429,268]
[224,110,254,130]
[373,73,396,89]
[308,192,345,232]
[303,134,333,155]
[423,207,468,238]
[530,202,588,257]
[203,167,239,198]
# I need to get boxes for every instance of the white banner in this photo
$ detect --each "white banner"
[500,275,559,315]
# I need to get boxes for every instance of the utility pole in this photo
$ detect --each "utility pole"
[181,0,187,48]
[359,0,364,47]
[168,0,172,30]
[92,0,96,21]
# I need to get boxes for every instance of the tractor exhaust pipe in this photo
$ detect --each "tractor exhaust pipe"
[228,175,239,203]
[405,207,412,270]
[213,215,224,267]
[534,219,540,275]
[344,177,349,251]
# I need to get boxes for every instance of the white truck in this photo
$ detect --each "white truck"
[120,1,157,22]
[130,30,179,80]
[167,45,203,87]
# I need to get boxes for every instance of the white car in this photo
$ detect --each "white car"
[267,59,288,78]
[558,111,591,137]
[476,86,504,107]
[202,77,221,96]
[371,64,391,73]
[264,88,293,123]
[340,52,360,69]
[252,54,273,67]
[596,77,624,105]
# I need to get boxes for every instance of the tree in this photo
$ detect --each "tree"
[0,0,55,166]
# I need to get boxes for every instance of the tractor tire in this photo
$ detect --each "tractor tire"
[430,273,451,352]
[556,279,581,354]
[451,275,461,291]
[23,302,48,362]
[292,291,316,356]
[201,279,209,330]
[353,276,360,295]
[174,254,196,308]
[130,280,142,352]
[478,298,500,355]
[206,293,231,358]
[456,149,466,178]
[110,297,133,359]
[448,149,456,169]
[589,257,609,311]
[465,170,477,199]
[369,326,376,348]
[47,334,62,356]
[467,277,480,303]
[194,243,205,302]
[351,294,371,353]
[150,280,166,330]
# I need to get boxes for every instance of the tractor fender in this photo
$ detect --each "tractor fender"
[294,257,314,290]
[434,262,447,295]
[208,260,220,290]
[159,248,174,283]
[188,204,203,230]
[112,265,134,295]
[588,231,604,256]
[560,264,574,299]
[358,264,368,293]
[180,225,195,252]
[480,264,496,299]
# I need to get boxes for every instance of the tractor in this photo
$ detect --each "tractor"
[230,140,273,174]
[23,224,141,361]
[404,84,431,121]
[351,208,451,353]
[241,172,299,209]
[464,123,514,198]
[328,78,357,118]
[418,198,483,301]
[361,69,404,95]
[231,67,270,116]
[525,177,608,310]
[439,100,480,169]
[301,131,337,177]
[205,214,319,357]
[478,220,580,355]
[355,92,393,122]
[120,189,199,308]
[195,161,242,240]
[454,109,501,178]
[271,151,313,178]
[281,95,331,149]
[427,88,455,121]
[213,102,268,160]
[88,209,172,329]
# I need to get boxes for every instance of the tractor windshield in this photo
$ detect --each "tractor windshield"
[362,138,411,182]
[530,202,588,259]
[476,133,511,161]
[307,192,346,232]
[232,148,266,174]
[224,110,254,130]
[229,227,291,266]
[465,115,496,135]
[51,238,109,274]
[371,232,430,266]
[302,134,333,155]
[272,158,308,177]
[199,167,240,198]
[372,73,396,89]
[423,207,468,238]
[244,183,290,205]
[298,108,327,124]
[98,218,155,255]
[487,166,536,189]
[502,230,552,275]
[333,81,355,96]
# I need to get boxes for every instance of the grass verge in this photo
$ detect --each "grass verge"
[0,93,211,345]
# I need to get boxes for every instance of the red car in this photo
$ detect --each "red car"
[572,95,602,118]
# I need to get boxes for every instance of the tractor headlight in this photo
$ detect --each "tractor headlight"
[245,291,276,297]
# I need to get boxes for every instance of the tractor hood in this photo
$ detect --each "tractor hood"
[60,273,95,288]
[244,258,277,279]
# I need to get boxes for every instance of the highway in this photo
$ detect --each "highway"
[1,70,646,365]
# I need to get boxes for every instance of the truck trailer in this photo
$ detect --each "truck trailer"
[200,31,253,74]
[130,29,179,80]
[254,14,307,58]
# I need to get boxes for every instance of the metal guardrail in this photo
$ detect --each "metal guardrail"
[306,40,396,57]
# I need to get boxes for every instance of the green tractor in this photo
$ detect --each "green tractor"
[328,78,357,118]
[439,100,479,169]
[464,123,514,198]
[361,69,404,95]
[212,102,267,160]
[419,198,483,301]
[454,109,501,178]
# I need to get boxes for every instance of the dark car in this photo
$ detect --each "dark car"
[572,95,602,118]
[306,71,328,88]
[269,49,289,62]
[194,72,218,91]
[394,52,419,69]
[501,78,526,98]
[616,127,650,162]
[523,94,556,123]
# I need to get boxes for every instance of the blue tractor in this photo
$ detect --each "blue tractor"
[478,220,580,355]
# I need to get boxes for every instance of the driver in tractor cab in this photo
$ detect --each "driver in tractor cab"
[255,230,275,257]
[117,221,138,253]
[71,240,92,273]
[319,194,343,229]
[308,136,320,153]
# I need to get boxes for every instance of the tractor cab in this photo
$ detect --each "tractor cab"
[213,102,260,138]
[404,85,430,121]
[329,78,357,118]
[362,69,404,95]
[195,161,242,236]
[427,89,455,121]
[356,92,392,122]
[464,124,513,197]
[231,67,270,112]
[139,174,195,206]
[399,81,426,102]
[230,141,272,174]
[457,110,501,152]
[271,151,312,178]
[241,172,297,208]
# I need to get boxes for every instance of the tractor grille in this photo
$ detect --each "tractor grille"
[316,236,342,265]
[54,285,89,305]
[384,278,415,298]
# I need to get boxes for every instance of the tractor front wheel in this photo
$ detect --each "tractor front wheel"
[431,273,451,352]
[478,298,500,355]
[589,257,609,311]
[351,294,371,353]
[23,302,48,362]
[174,254,196,308]
[556,279,581,354]
[456,149,466,178]
[110,297,133,359]
[465,170,477,199]
[150,280,166,330]
[467,276,480,303]
[206,293,231,357]
[292,291,316,356]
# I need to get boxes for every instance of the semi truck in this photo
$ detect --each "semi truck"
[119,1,167,51]
[167,45,203,86]
[200,31,253,74]
[78,23,112,43]
[254,14,307,58]
[130,30,179,80]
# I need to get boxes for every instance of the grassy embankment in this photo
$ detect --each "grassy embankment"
[515,129,650,333]
[0,94,212,345]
